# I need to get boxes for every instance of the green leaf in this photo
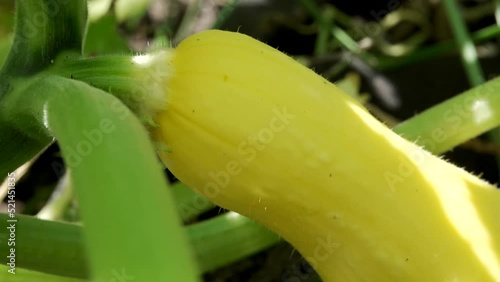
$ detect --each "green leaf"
[0,122,52,184]
[0,74,53,177]
[0,0,88,77]
[84,14,130,56]
[3,75,199,281]
[0,1,15,38]
[0,33,13,66]
[0,2,15,66]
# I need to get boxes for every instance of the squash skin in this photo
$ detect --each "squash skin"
[153,30,500,281]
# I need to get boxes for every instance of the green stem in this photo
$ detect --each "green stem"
[171,181,216,223]
[0,213,88,278]
[441,0,500,173]
[315,15,332,55]
[495,0,500,25]
[376,25,500,70]
[393,76,500,154]
[173,0,203,44]
[331,25,361,54]
[297,0,323,21]
[212,0,240,29]
[0,212,280,278]
[48,51,173,122]
[443,0,485,86]
[190,211,280,273]
[36,172,73,220]
[50,54,142,94]
[0,157,36,206]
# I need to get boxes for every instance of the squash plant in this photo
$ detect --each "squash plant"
[0,1,499,281]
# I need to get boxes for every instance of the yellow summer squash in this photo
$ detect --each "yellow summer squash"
[153,30,500,281]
